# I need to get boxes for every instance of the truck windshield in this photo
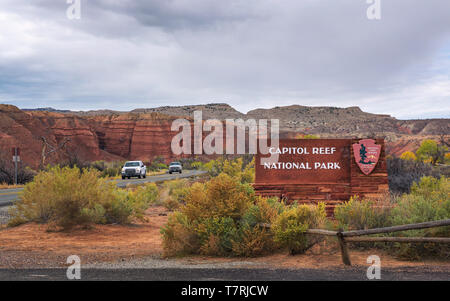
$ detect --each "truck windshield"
[170,162,181,166]
[125,162,140,167]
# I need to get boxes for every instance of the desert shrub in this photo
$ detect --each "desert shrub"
[155,163,168,170]
[89,160,107,172]
[160,179,190,210]
[200,157,255,183]
[177,158,205,170]
[8,166,108,229]
[231,226,276,257]
[162,173,330,257]
[190,161,204,170]
[182,173,255,222]
[241,197,285,227]
[148,156,168,171]
[160,212,200,257]
[335,177,450,260]
[239,158,255,184]
[89,160,125,178]
[162,197,181,211]
[334,196,392,230]
[221,158,242,179]
[196,216,239,255]
[161,173,284,257]
[103,162,124,178]
[60,152,90,170]
[272,203,326,254]
[390,177,449,225]
[8,166,156,230]
[97,189,135,224]
[231,197,285,256]
[388,176,450,259]
[126,183,159,219]
[201,159,223,177]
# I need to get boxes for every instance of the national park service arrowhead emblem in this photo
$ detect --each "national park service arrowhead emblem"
[352,139,381,175]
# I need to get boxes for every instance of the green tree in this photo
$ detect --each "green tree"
[296,134,319,139]
[416,140,448,165]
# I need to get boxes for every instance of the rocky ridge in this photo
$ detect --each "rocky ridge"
[1,103,448,168]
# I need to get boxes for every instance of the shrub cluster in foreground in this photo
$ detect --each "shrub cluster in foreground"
[161,172,326,257]
[8,166,158,230]
[162,169,449,260]
[335,176,450,259]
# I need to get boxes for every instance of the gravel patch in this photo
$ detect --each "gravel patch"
[83,256,268,269]
[0,206,10,225]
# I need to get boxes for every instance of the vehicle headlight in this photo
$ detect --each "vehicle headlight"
[136,168,140,172]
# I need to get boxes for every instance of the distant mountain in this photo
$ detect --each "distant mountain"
[22,107,73,113]
[8,103,448,168]
[131,103,245,120]
[20,103,450,138]
[22,107,125,116]
[131,103,449,138]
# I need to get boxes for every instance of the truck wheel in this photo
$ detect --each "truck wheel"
[122,176,125,180]
[138,175,142,179]
[179,171,182,174]
[169,171,172,174]
[143,174,146,178]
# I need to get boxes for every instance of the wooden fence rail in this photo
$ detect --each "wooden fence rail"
[341,219,450,237]
[259,219,450,266]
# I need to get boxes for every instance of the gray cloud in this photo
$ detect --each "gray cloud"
[0,0,449,118]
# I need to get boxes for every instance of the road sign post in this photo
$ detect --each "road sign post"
[12,147,20,185]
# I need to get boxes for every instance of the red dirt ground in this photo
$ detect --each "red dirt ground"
[0,206,449,269]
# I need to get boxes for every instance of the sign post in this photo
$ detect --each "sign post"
[12,147,20,185]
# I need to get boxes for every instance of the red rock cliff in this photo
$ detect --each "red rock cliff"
[1,104,447,169]
[0,105,192,168]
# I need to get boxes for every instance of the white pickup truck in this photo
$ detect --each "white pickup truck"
[121,161,147,179]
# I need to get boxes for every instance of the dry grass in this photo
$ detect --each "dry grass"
[0,183,24,189]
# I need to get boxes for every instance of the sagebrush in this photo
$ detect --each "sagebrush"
[8,166,158,230]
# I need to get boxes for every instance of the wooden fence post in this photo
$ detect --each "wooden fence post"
[337,229,351,266]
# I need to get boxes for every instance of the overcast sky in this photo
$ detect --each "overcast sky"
[0,0,449,119]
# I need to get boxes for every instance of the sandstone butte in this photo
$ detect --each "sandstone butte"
[0,104,448,169]
[0,104,193,169]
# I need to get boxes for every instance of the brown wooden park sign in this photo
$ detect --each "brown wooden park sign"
[254,139,388,214]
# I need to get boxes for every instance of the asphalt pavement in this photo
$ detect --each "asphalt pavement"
[0,267,448,281]
[0,170,206,207]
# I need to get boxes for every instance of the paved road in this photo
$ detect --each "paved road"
[0,188,22,207]
[0,267,448,281]
[0,170,206,207]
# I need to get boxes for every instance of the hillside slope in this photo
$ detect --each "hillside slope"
[2,103,448,168]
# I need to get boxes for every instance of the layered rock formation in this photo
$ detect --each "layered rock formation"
[0,105,194,168]
[1,103,449,169]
